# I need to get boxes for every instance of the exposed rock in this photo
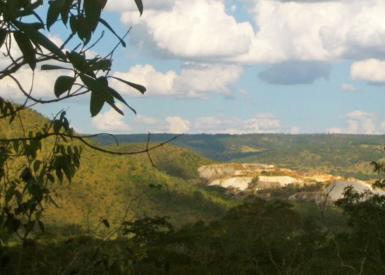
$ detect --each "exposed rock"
[210,176,253,191]
[198,163,378,201]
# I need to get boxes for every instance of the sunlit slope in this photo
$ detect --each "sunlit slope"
[0,108,234,231]
[0,108,48,138]
[96,134,385,180]
[46,144,232,229]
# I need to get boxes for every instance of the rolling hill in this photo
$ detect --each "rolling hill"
[95,133,385,180]
[0,108,235,235]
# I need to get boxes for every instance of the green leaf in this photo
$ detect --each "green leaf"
[47,0,65,30]
[134,0,144,15]
[108,87,136,114]
[13,31,36,70]
[41,64,68,70]
[0,30,7,49]
[90,89,106,117]
[60,0,73,25]
[54,76,75,98]
[14,21,66,60]
[76,16,92,44]
[5,0,18,20]
[84,0,102,32]
[69,15,78,34]
[111,76,146,94]
[67,52,94,76]
[90,58,111,71]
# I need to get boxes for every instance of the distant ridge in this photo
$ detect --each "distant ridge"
[94,133,385,180]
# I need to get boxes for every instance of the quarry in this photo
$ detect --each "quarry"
[198,163,384,202]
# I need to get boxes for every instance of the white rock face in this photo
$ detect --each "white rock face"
[210,177,254,191]
[324,181,385,201]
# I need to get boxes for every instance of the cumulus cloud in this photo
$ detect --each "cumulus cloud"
[111,63,243,98]
[193,114,281,134]
[237,0,385,63]
[115,0,385,64]
[166,116,190,133]
[119,0,254,60]
[258,61,330,85]
[351,59,385,84]
[92,104,131,133]
[327,111,383,134]
[91,110,281,134]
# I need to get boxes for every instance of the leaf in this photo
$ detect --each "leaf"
[68,52,94,76]
[0,29,7,49]
[54,76,75,98]
[90,58,111,71]
[90,89,106,117]
[47,0,65,30]
[14,21,66,60]
[134,0,144,15]
[111,76,146,94]
[108,87,137,114]
[41,64,68,70]
[69,15,78,34]
[84,0,102,32]
[13,31,36,70]
[61,0,73,25]
[109,102,124,116]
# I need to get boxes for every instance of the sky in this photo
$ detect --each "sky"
[3,0,385,134]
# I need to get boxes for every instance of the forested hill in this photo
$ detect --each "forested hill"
[95,134,385,179]
[0,108,234,232]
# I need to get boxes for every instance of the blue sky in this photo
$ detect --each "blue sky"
[3,0,385,134]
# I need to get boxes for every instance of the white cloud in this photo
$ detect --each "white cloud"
[106,0,175,12]
[112,63,242,98]
[193,114,281,134]
[341,83,358,92]
[120,0,254,59]
[166,116,190,133]
[0,67,69,100]
[327,110,382,134]
[351,59,385,84]
[91,111,281,134]
[114,0,385,64]
[0,36,70,101]
[92,104,131,133]
[236,0,385,63]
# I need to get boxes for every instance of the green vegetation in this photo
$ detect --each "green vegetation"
[2,108,385,274]
[0,109,234,233]
[1,2,385,274]
[97,134,385,179]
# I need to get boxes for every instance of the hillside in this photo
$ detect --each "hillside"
[95,134,385,180]
[0,109,235,234]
